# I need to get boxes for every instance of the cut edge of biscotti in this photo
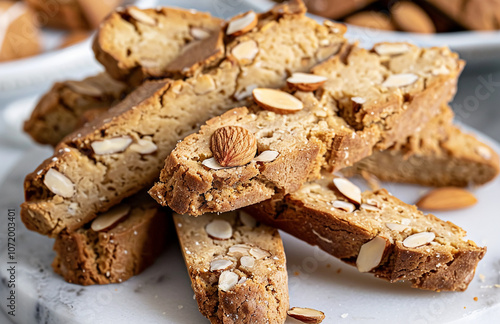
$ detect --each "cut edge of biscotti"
[150,42,463,216]
[173,211,288,323]
[52,192,168,285]
[245,173,486,292]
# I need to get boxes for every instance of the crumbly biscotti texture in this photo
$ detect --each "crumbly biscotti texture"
[52,194,168,285]
[427,0,500,30]
[246,174,486,291]
[173,211,288,324]
[344,105,500,186]
[93,6,224,85]
[151,42,463,216]
[24,73,128,146]
[21,1,347,237]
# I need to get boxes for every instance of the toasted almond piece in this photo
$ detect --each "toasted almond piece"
[193,74,216,95]
[356,236,389,273]
[351,96,366,104]
[228,243,252,256]
[129,137,158,155]
[385,222,409,232]
[333,178,361,205]
[252,88,304,114]
[240,256,255,268]
[403,232,435,248]
[239,211,257,228]
[231,40,259,63]
[201,157,229,170]
[391,1,435,34]
[219,271,239,291]
[211,126,257,167]
[210,259,233,271]
[249,247,270,260]
[286,72,327,92]
[253,150,279,162]
[475,146,492,160]
[91,136,133,155]
[365,198,380,208]
[190,27,211,40]
[43,169,75,198]
[128,7,156,26]
[65,81,102,97]
[374,43,410,56]
[416,187,478,211]
[226,11,257,36]
[234,84,257,101]
[332,200,355,213]
[431,65,450,76]
[287,307,325,324]
[382,73,418,88]
[206,219,233,240]
[360,203,379,212]
[91,204,130,232]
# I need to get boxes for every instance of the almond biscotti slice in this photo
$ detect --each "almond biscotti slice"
[52,193,168,285]
[151,43,463,215]
[21,2,347,237]
[246,174,486,292]
[173,211,288,323]
[24,73,128,146]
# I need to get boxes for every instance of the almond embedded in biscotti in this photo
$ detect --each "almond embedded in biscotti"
[218,271,239,291]
[360,203,379,212]
[226,11,257,36]
[286,72,327,92]
[193,75,216,95]
[385,222,409,232]
[239,211,257,228]
[475,145,492,160]
[128,7,157,26]
[402,232,435,248]
[416,187,478,211]
[91,204,131,232]
[253,150,279,163]
[252,88,304,114]
[351,96,366,104]
[374,43,410,56]
[210,126,257,167]
[333,178,362,205]
[43,169,75,198]
[65,81,102,97]
[332,200,355,213]
[231,40,259,63]
[190,27,211,40]
[205,219,233,240]
[356,236,389,273]
[91,136,133,155]
[381,73,418,88]
[240,256,255,268]
[249,247,270,260]
[201,157,229,170]
[228,243,252,256]
[287,307,326,324]
[129,137,158,155]
[210,259,233,271]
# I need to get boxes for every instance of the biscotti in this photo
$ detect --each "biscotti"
[427,0,500,30]
[52,193,168,285]
[21,1,348,237]
[151,42,463,215]
[173,211,288,323]
[24,73,128,146]
[345,105,500,187]
[246,174,486,291]
[304,0,377,20]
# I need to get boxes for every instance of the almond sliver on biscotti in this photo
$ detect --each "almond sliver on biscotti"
[246,174,486,292]
[21,2,348,237]
[173,211,288,323]
[150,43,463,216]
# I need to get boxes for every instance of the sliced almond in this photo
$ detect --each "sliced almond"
[231,40,259,63]
[365,198,380,208]
[374,43,410,56]
[351,96,366,104]
[238,277,247,284]
[234,84,257,101]
[211,126,257,167]
[65,81,102,97]
[228,243,252,256]
[129,137,157,155]
[240,256,255,268]
[193,75,216,95]
[332,200,355,213]
[402,232,435,248]
[128,8,156,26]
[210,259,233,271]
[416,187,477,211]
[205,219,233,240]
[333,178,361,205]
[91,136,133,155]
[382,73,418,88]
[252,88,303,114]
[43,169,75,198]
[287,307,325,324]
[385,223,409,232]
[202,157,229,170]
[249,247,270,260]
[360,203,379,212]
[253,150,279,162]
[239,211,257,228]
[286,73,327,92]
[475,146,492,160]
[218,271,239,291]
[91,204,130,232]
[190,27,211,40]
[226,11,257,36]
[431,65,450,76]
[356,236,389,273]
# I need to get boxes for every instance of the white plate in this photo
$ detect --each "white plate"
[0,124,499,324]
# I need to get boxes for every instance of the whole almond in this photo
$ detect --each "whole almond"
[210,126,257,167]
[252,88,304,114]
[226,11,257,36]
[416,187,477,211]
[287,307,325,324]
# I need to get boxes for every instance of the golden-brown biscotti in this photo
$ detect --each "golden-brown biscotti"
[150,42,463,216]
[52,193,168,285]
[427,0,500,30]
[21,1,348,237]
[173,211,288,324]
[246,173,486,292]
